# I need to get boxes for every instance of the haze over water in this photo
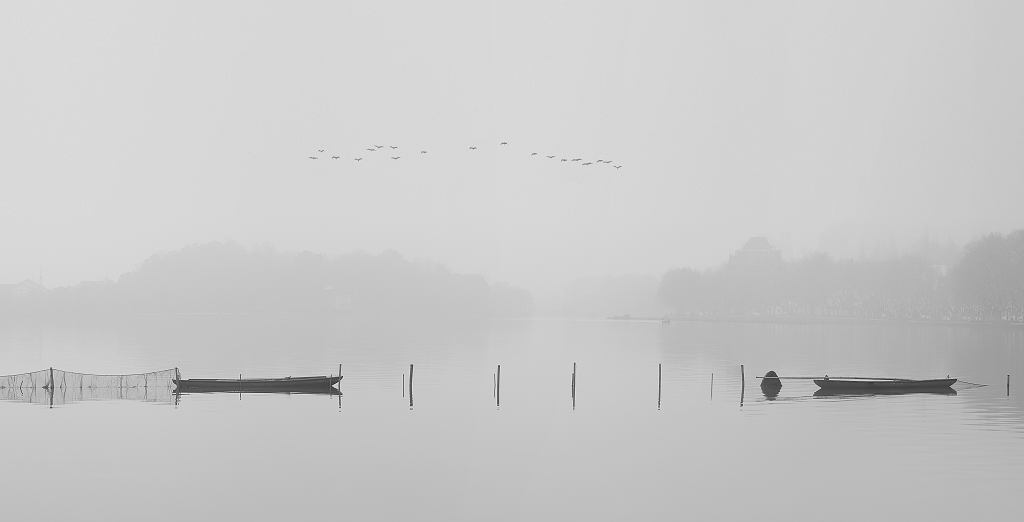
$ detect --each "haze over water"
[4,2,1024,298]
[3,2,1024,519]
[2,315,1022,520]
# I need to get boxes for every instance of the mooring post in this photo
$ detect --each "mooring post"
[572,362,577,410]
[740,365,745,407]
[497,364,501,407]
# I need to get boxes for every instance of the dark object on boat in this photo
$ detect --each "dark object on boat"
[760,370,782,397]
[813,377,955,392]
[174,375,341,393]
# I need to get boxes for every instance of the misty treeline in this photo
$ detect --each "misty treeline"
[658,230,1024,322]
[1,242,533,316]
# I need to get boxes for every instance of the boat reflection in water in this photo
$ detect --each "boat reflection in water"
[172,385,342,407]
[813,387,957,398]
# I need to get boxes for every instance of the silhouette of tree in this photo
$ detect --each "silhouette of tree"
[5,241,533,317]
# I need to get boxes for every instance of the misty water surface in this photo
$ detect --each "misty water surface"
[1,315,1022,521]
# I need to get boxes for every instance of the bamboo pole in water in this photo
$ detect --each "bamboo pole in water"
[572,363,577,410]
[740,365,744,407]
[657,363,662,409]
[409,364,414,408]
[497,365,501,407]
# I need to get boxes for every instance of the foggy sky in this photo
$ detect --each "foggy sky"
[2,1,1022,296]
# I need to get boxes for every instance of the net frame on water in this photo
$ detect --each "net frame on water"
[0,368,177,406]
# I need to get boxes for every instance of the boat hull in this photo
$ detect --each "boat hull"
[174,375,341,392]
[813,378,955,392]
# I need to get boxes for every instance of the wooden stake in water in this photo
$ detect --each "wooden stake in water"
[409,364,414,408]
[655,362,663,407]
[740,365,744,407]
[403,374,405,397]
[1009,374,1011,396]
[497,364,501,407]
[572,363,577,410]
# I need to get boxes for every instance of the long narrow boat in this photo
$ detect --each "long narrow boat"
[813,377,956,392]
[814,387,957,397]
[173,375,341,393]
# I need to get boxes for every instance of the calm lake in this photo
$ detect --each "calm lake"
[1,315,1022,520]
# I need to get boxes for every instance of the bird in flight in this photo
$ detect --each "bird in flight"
[367,148,376,152]
[500,142,507,145]
[614,165,622,169]
[374,145,384,149]
[547,155,555,159]
[309,156,318,160]
[560,159,568,162]
[571,158,581,162]
[318,149,324,153]
[420,150,427,154]
[332,156,340,159]
[355,158,363,161]
[391,156,400,160]
[531,152,538,156]
[390,146,398,149]
[469,146,477,150]
[582,162,593,166]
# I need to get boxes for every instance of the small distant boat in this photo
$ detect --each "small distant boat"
[813,377,956,392]
[174,375,341,393]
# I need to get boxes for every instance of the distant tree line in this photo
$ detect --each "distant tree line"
[658,229,1024,322]
[0,242,534,316]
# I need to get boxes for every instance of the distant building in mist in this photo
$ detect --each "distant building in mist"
[0,279,44,297]
[729,237,782,268]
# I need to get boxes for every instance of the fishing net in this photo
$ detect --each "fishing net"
[0,368,177,406]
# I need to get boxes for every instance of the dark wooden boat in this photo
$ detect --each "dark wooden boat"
[174,375,341,392]
[814,387,957,397]
[813,377,956,392]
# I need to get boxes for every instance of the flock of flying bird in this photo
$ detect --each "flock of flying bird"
[307,142,623,169]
